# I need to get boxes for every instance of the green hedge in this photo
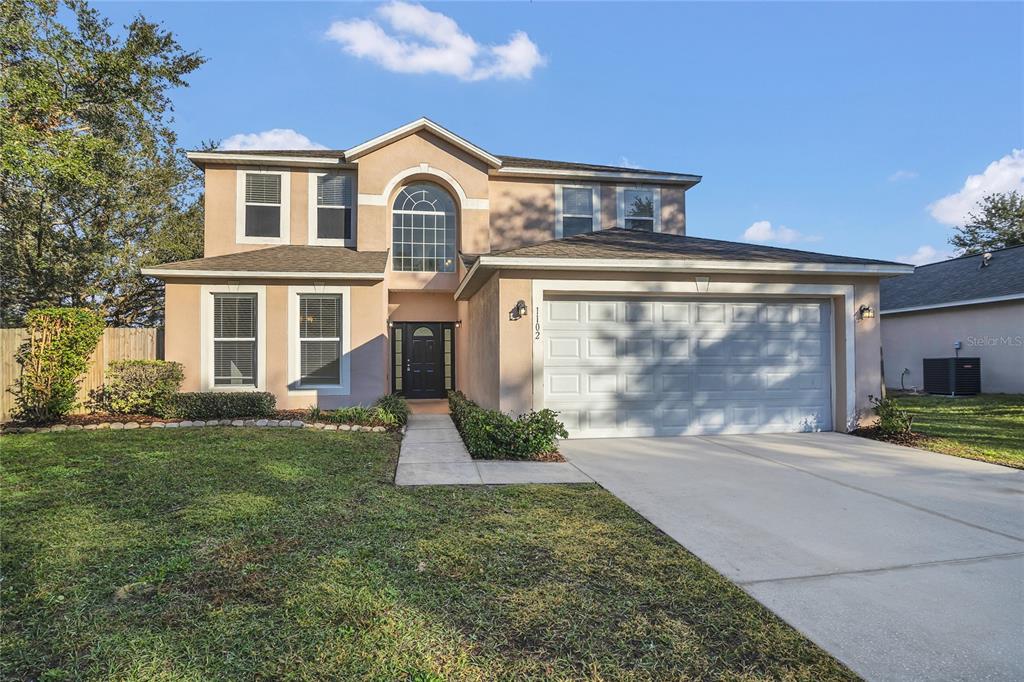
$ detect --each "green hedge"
[169,392,276,420]
[90,360,184,417]
[447,391,568,460]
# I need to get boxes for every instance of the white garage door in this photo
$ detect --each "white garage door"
[542,296,833,438]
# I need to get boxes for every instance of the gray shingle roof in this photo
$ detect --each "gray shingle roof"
[880,245,1024,311]
[193,149,695,178]
[145,245,388,276]
[484,228,906,266]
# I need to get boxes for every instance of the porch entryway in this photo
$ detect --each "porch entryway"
[391,322,456,399]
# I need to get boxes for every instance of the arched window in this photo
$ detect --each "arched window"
[392,182,457,272]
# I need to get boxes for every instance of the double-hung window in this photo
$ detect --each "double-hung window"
[298,295,342,385]
[617,187,660,232]
[309,172,354,245]
[213,293,257,386]
[556,185,600,238]
[237,169,289,244]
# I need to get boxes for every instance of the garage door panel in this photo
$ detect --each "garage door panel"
[543,296,833,438]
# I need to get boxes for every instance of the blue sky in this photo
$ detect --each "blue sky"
[98,1,1024,265]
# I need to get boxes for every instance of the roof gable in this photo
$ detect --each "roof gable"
[343,117,502,168]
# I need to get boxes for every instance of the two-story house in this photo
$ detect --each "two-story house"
[144,118,912,437]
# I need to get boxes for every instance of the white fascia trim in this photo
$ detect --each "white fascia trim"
[287,285,351,396]
[358,163,489,210]
[307,169,357,247]
[200,284,267,392]
[880,293,1024,315]
[497,166,701,185]
[344,118,502,168]
[142,268,384,280]
[188,152,353,169]
[555,184,601,239]
[236,168,290,245]
[475,256,914,275]
[528,279,857,433]
[616,186,661,232]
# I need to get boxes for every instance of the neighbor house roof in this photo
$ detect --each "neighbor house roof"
[880,244,1024,314]
[141,246,388,280]
[456,228,913,299]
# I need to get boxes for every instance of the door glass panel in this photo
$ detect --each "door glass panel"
[393,326,403,391]
[413,326,434,337]
[443,327,453,390]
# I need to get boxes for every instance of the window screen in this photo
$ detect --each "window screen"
[213,294,257,386]
[317,174,353,240]
[561,186,594,237]
[245,173,281,237]
[624,188,655,231]
[299,295,341,384]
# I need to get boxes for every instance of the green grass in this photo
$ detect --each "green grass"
[1,429,853,681]
[893,394,1024,468]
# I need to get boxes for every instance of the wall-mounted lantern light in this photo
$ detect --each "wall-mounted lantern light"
[454,320,462,329]
[857,304,875,320]
[509,299,528,321]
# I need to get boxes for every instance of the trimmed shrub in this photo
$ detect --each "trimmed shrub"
[320,405,398,427]
[447,391,568,460]
[10,307,105,424]
[90,360,184,417]
[169,392,276,420]
[374,393,410,426]
[871,395,914,438]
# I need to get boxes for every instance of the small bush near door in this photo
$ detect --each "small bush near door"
[169,392,276,420]
[448,391,568,460]
[89,360,184,417]
[374,393,410,426]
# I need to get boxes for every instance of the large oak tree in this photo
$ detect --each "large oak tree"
[1,0,205,326]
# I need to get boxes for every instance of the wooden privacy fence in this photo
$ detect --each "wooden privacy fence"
[0,327,163,423]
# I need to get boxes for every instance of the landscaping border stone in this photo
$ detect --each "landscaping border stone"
[0,420,391,436]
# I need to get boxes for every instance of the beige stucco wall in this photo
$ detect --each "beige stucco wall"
[881,300,1024,393]
[488,180,687,250]
[460,274,500,410]
[461,270,886,430]
[163,278,387,409]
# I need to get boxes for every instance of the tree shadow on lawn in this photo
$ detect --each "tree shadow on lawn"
[1,428,853,680]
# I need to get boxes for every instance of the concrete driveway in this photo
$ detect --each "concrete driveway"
[560,432,1024,681]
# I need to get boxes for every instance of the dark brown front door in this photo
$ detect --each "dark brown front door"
[403,323,444,398]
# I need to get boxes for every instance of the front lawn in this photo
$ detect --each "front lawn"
[0,429,852,680]
[893,394,1024,469]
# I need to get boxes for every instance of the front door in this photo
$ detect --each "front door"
[402,323,445,398]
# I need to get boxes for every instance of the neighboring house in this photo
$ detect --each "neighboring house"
[144,118,912,437]
[880,245,1024,394]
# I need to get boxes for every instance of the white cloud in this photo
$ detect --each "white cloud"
[928,150,1024,225]
[325,1,545,81]
[897,244,954,266]
[219,129,327,151]
[617,156,641,169]
[888,169,918,182]
[742,220,821,245]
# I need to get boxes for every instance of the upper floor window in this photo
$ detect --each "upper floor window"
[617,186,661,232]
[556,185,600,238]
[309,171,355,246]
[392,182,457,273]
[236,169,290,244]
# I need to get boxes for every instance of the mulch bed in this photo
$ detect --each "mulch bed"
[850,426,926,448]
[473,451,566,463]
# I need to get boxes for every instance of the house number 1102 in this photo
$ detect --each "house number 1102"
[534,307,541,339]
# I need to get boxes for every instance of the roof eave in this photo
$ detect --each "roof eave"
[493,166,702,186]
[455,257,913,300]
[880,292,1024,315]
[141,267,385,280]
[343,117,503,168]
[186,152,354,169]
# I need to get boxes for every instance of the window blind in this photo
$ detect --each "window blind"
[213,294,257,386]
[317,174,353,207]
[245,173,281,204]
[299,295,341,384]
[563,187,593,216]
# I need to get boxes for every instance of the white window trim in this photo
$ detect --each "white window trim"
[236,168,290,245]
[555,184,601,238]
[200,284,267,392]
[307,170,356,247]
[616,186,661,232]
[287,284,351,396]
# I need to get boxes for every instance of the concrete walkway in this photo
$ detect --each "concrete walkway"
[394,414,592,486]
[561,432,1024,682]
